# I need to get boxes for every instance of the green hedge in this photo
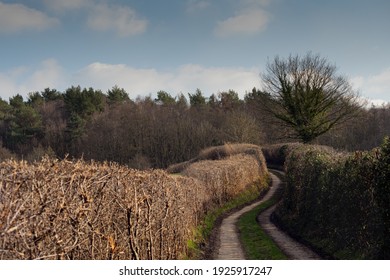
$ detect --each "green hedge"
[273,137,390,259]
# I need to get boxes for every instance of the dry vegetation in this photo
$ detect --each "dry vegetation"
[0,157,206,259]
[169,143,269,207]
[181,150,268,206]
[167,143,266,174]
[0,143,269,260]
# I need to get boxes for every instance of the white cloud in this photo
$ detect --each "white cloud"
[351,68,390,106]
[75,63,260,98]
[26,59,65,91]
[3,60,388,107]
[350,76,365,90]
[365,99,389,107]
[175,64,261,96]
[86,4,148,37]
[0,59,65,101]
[369,68,390,87]
[42,1,148,37]
[74,63,173,95]
[0,2,59,33]
[43,0,91,12]
[1,61,260,101]
[186,0,211,12]
[0,74,18,101]
[215,9,269,37]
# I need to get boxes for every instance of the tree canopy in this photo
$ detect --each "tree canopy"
[261,52,360,143]
[0,82,389,166]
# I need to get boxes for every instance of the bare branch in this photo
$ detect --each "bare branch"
[260,52,361,143]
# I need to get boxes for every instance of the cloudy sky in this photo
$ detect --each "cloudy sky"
[0,0,389,104]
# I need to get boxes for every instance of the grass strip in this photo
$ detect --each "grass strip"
[185,178,270,259]
[238,171,288,259]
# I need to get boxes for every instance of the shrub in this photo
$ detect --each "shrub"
[167,143,266,174]
[261,142,303,167]
[0,145,15,161]
[274,138,390,259]
[0,157,205,260]
[182,153,268,207]
[0,143,270,260]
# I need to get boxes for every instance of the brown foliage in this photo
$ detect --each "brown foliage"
[0,143,269,260]
[180,144,269,206]
[182,154,267,206]
[0,157,206,260]
[0,146,15,161]
[167,143,266,174]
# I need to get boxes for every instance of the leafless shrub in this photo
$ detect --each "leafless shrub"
[182,153,268,206]
[0,145,15,162]
[167,143,266,174]
[0,143,269,260]
[0,157,205,260]
[166,160,194,174]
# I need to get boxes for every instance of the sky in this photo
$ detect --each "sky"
[0,0,389,105]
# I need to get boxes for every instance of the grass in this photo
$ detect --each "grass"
[184,177,270,259]
[237,171,288,260]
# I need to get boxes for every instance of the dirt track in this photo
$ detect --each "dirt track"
[215,170,321,260]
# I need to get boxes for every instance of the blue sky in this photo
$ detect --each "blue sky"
[0,0,389,105]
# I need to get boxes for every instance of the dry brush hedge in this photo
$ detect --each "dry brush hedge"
[0,158,207,260]
[182,153,268,207]
[170,143,269,208]
[1,143,269,260]
[167,143,267,174]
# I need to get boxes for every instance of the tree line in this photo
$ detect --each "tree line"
[0,84,389,168]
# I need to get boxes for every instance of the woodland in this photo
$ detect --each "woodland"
[0,85,389,167]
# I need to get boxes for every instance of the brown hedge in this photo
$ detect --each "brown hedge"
[182,153,268,207]
[0,158,206,260]
[0,143,269,260]
[167,143,265,174]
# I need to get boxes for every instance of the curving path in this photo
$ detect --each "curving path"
[215,170,321,260]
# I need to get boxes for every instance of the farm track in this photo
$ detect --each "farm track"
[215,170,322,260]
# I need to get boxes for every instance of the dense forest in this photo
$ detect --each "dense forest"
[0,85,389,168]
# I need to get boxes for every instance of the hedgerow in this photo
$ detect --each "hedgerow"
[261,142,304,167]
[0,158,207,260]
[274,137,390,259]
[182,153,268,207]
[0,143,269,260]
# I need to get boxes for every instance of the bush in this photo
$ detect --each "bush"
[167,143,266,174]
[0,143,270,260]
[274,138,390,259]
[0,157,205,259]
[0,145,15,161]
[261,142,303,167]
[182,153,268,207]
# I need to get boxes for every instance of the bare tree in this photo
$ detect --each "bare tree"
[261,52,360,143]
